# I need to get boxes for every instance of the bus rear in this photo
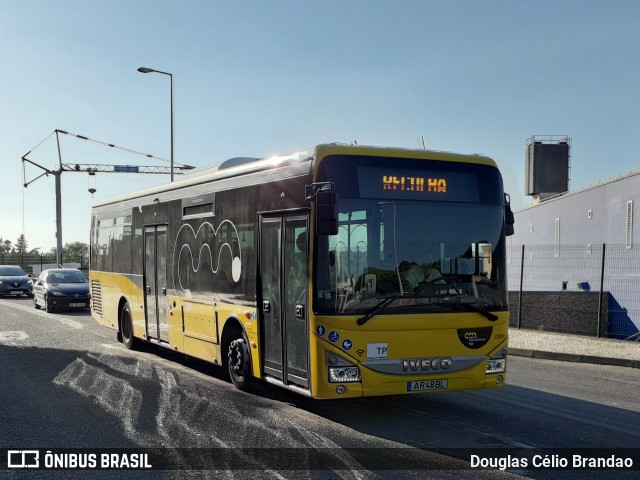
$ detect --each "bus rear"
[308,145,511,398]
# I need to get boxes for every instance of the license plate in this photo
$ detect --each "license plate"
[407,379,448,392]
[10,291,22,295]
[69,303,86,308]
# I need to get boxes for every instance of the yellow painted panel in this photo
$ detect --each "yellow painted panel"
[216,304,261,379]
[183,335,219,364]
[309,312,508,399]
[89,270,145,336]
[181,299,218,343]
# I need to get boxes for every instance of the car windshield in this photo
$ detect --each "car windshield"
[0,266,27,276]
[313,155,508,316]
[46,271,88,284]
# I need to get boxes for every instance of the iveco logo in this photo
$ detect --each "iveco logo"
[402,357,453,372]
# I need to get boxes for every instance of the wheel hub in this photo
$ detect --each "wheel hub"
[229,338,250,376]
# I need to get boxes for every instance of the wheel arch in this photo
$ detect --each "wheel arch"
[220,315,253,377]
[221,315,246,355]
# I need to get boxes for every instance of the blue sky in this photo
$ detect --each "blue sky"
[2,0,639,252]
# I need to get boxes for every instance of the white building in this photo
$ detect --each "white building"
[509,138,640,340]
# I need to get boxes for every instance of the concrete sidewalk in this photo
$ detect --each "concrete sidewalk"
[508,328,640,369]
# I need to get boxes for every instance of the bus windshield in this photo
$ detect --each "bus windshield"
[313,155,508,316]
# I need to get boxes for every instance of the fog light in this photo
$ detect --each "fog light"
[486,358,506,374]
[496,375,503,384]
[336,385,346,395]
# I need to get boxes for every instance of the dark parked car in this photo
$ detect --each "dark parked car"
[33,268,90,313]
[0,265,33,297]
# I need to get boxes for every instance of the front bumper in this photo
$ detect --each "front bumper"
[0,285,32,296]
[47,296,90,309]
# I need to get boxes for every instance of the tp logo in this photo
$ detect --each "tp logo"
[7,450,40,468]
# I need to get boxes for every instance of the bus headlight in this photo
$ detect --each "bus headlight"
[486,358,506,374]
[329,367,361,383]
[327,352,361,383]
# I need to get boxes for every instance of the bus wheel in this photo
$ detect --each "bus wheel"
[227,336,253,391]
[120,302,136,350]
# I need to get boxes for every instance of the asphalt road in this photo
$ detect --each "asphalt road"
[1,296,639,480]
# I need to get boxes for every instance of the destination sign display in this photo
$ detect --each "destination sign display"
[381,175,446,193]
[358,166,480,202]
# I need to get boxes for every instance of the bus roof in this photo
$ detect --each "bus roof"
[92,143,497,208]
[314,143,496,166]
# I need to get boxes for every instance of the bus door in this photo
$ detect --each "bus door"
[259,213,309,389]
[144,225,169,343]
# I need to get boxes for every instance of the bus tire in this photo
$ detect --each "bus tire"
[227,336,253,392]
[120,302,136,350]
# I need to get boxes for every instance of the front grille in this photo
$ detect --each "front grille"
[91,280,103,318]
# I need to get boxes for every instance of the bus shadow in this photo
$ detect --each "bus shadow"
[128,342,640,455]
[5,339,639,479]
[293,385,640,445]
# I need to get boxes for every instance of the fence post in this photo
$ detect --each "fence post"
[596,243,606,338]
[517,244,525,329]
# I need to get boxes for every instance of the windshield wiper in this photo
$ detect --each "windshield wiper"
[452,303,499,321]
[355,295,499,325]
[356,296,403,326]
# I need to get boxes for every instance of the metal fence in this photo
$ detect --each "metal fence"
[0,253,88,275]
[508,244,640,341]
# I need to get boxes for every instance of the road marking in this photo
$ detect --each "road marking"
[51,316,83,329]
[0,299,83,329]
[0,331,29,344]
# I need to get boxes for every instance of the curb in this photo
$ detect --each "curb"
[508,348,640,369]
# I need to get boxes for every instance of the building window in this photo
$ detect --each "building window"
[626,200,633,249]
[555,218,560,257]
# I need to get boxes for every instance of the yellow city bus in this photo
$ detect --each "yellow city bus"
[90,143,514,399]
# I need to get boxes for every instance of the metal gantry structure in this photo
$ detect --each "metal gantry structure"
[22,129,195,266]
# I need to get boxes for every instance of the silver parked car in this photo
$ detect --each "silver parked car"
[0,265,33,297]
[33,268,90,313]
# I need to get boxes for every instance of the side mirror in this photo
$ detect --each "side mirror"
[316,191,338,236]
[504,193,515,236]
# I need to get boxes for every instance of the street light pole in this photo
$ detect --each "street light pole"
[137,67,174,182]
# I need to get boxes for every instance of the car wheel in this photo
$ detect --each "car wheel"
[45,296,55,313]
[120,302,137,350]
[34,295,41,310]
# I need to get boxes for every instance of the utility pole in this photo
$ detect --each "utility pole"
[22,129,194,266]
[54,130,64,266]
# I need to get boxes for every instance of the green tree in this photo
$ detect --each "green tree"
[49,241,90,266]
[64,241,89,267]
[15,234,28,254]
[0,238,11,254]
